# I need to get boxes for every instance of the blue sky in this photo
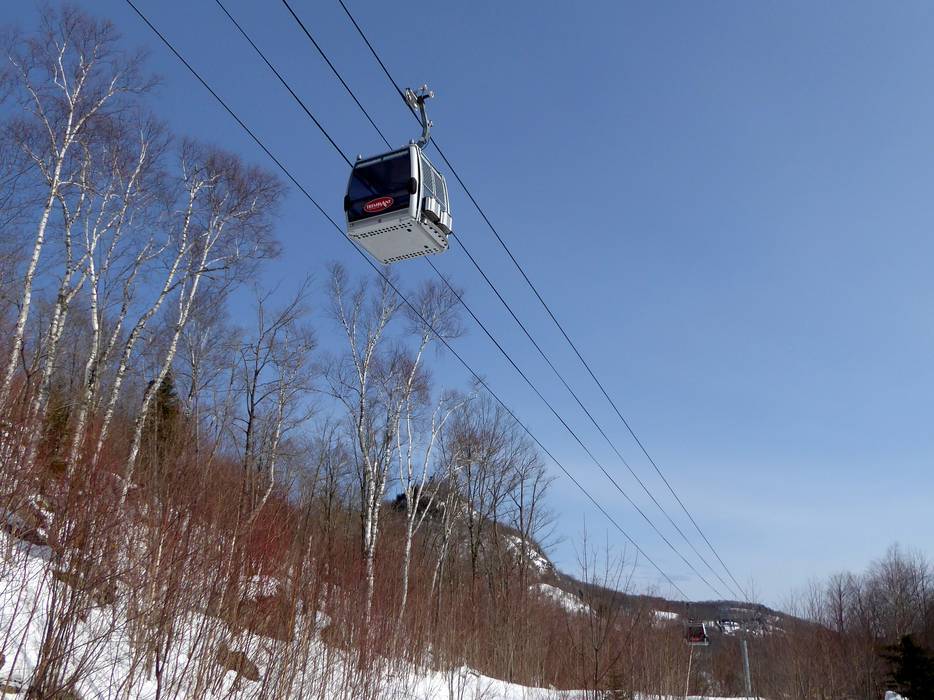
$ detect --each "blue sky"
[7,0,934,606]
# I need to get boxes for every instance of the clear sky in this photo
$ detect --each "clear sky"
[7,0,934,607]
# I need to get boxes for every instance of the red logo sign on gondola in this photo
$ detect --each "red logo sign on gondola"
[363,196,394,214]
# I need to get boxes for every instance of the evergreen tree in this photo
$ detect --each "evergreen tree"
[142,371,182,470]
[882,635,934,699]
[41,389,71,475]
[152,371,181,435]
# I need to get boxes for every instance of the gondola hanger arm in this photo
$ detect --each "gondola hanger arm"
[404,85,434,148]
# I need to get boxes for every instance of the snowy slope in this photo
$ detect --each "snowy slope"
[0,530,578,699]
[0,529,770,699]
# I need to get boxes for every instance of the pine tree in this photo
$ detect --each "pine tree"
[882,635,934,699]
[151,371,181,436]
[41,389,71,475]
[141,371,182,472]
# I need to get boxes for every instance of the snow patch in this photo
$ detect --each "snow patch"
[719,619,741,635]
[243,574,281,599]
[531,583,591,615]
[503,533,552,575]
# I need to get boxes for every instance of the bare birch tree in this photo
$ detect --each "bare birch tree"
[118,141,282,504]
[393,280,463,628]
[0,5,153,410]
[394,388,465,630]
[326,264,401,624]
[64,115,167,473]
[326,265,462,621]
[234,279,316,518]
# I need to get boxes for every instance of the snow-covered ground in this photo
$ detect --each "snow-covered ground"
[0,530,574,699]
[0,529,769,699]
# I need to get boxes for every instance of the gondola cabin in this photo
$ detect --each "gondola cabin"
[344,144,452,264]
[686,622,710,646]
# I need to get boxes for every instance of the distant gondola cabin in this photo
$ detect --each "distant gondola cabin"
[686,623,710,646]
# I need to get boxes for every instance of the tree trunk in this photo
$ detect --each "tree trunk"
[0,158,64,408]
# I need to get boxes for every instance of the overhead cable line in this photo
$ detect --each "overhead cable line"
[222,0,727,598]
[275,0,736,599]
[425,255,725,598]
[210,0,352,167]
[334,0,750,602]
[277,0,392,151]
[449,237,738,599]
[123,0,690,601]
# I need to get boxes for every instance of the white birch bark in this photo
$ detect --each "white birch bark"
[66,133,153,473]
[91,185,201,467]
[328,268,462,623]
[0,14,150,409]
[395,392,464,629]
[118,144,281,504]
